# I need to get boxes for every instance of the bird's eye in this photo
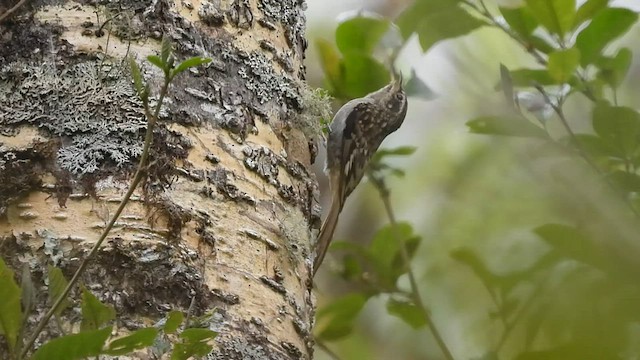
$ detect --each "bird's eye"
[395,92,405,101]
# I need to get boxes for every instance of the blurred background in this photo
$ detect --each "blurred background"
[305,0,640,359]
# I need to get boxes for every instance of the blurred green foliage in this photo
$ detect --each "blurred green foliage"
[314,0,640,359]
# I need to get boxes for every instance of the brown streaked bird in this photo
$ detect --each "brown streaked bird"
[314,74,408,275]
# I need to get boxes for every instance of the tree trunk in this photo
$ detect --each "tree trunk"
[0,0,318,358]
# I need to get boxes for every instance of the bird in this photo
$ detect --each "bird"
[314,74,408,275]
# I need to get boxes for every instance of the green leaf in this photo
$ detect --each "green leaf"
[508,69,557,87]
[466,115,547,138]
[527,35,556,54]
[128,56,148,101]
[336,16,390,55]
[367,222,421,288]
[160,35,172,64]
[500,6,539,37]
[575,77,605,99]
[147,55,165,71]
[316,294,368,341]
[341,254,363,280]
[574,0,610,28]
[368,222,413,271]
[525,0,576,37]
[533,224,603,269]
[566,133,622,158]
[0,257,22,352]
[575,8,638,66]
[172,57,212,78]
[48,265,72,317]
[105,328,159,355]
[608,171,640,193]
[592,102,640,156]
[316,38,342,91]
[596,47,632,89]
[495,68,576,90]
[371,146,417,164]
[547,48,581,83]
[32,327,112,360]
[340,53,390,98]
[179,328,217,342]
[164,311,184,334]
[80,288,115,331]
[397,0,484,51]
[451,248,499,291]
[386,298,426,329]
[171,328,217,360]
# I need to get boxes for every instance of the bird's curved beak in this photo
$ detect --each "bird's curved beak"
[391,70,403,91]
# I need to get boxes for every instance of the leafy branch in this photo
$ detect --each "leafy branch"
[367,157,455,360]
[17,36,210,359]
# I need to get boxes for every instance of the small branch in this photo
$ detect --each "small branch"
[534,84,640,217]
[369,173,455,360]
[461,0,547,66]
[184,296,196,328]
[0,0,28,23]
[533,84,602,172]
[533,85,577,139]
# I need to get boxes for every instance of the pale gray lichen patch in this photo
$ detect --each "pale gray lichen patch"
[236,51,301,109]
[257,0,307,54]
[198,38,303,120]
[41,230,67,266]
[0,62,146,175]
[243,146,279,185]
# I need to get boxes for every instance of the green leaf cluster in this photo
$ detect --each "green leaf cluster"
[0,261,217,359]
[129,35,211,104]
[316,222,423,340]
[317,15,392,99]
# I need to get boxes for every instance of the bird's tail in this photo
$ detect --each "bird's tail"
[313,194,341,275]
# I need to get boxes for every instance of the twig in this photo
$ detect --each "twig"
[461,0,547,66]
[533,84,640,218]
[184,296,196,328]
[369,173,455,360]
[462,0,605,105]
[534,84,603,175]
[0,0,28,23]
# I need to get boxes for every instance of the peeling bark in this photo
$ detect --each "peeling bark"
[0,0,320,358]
